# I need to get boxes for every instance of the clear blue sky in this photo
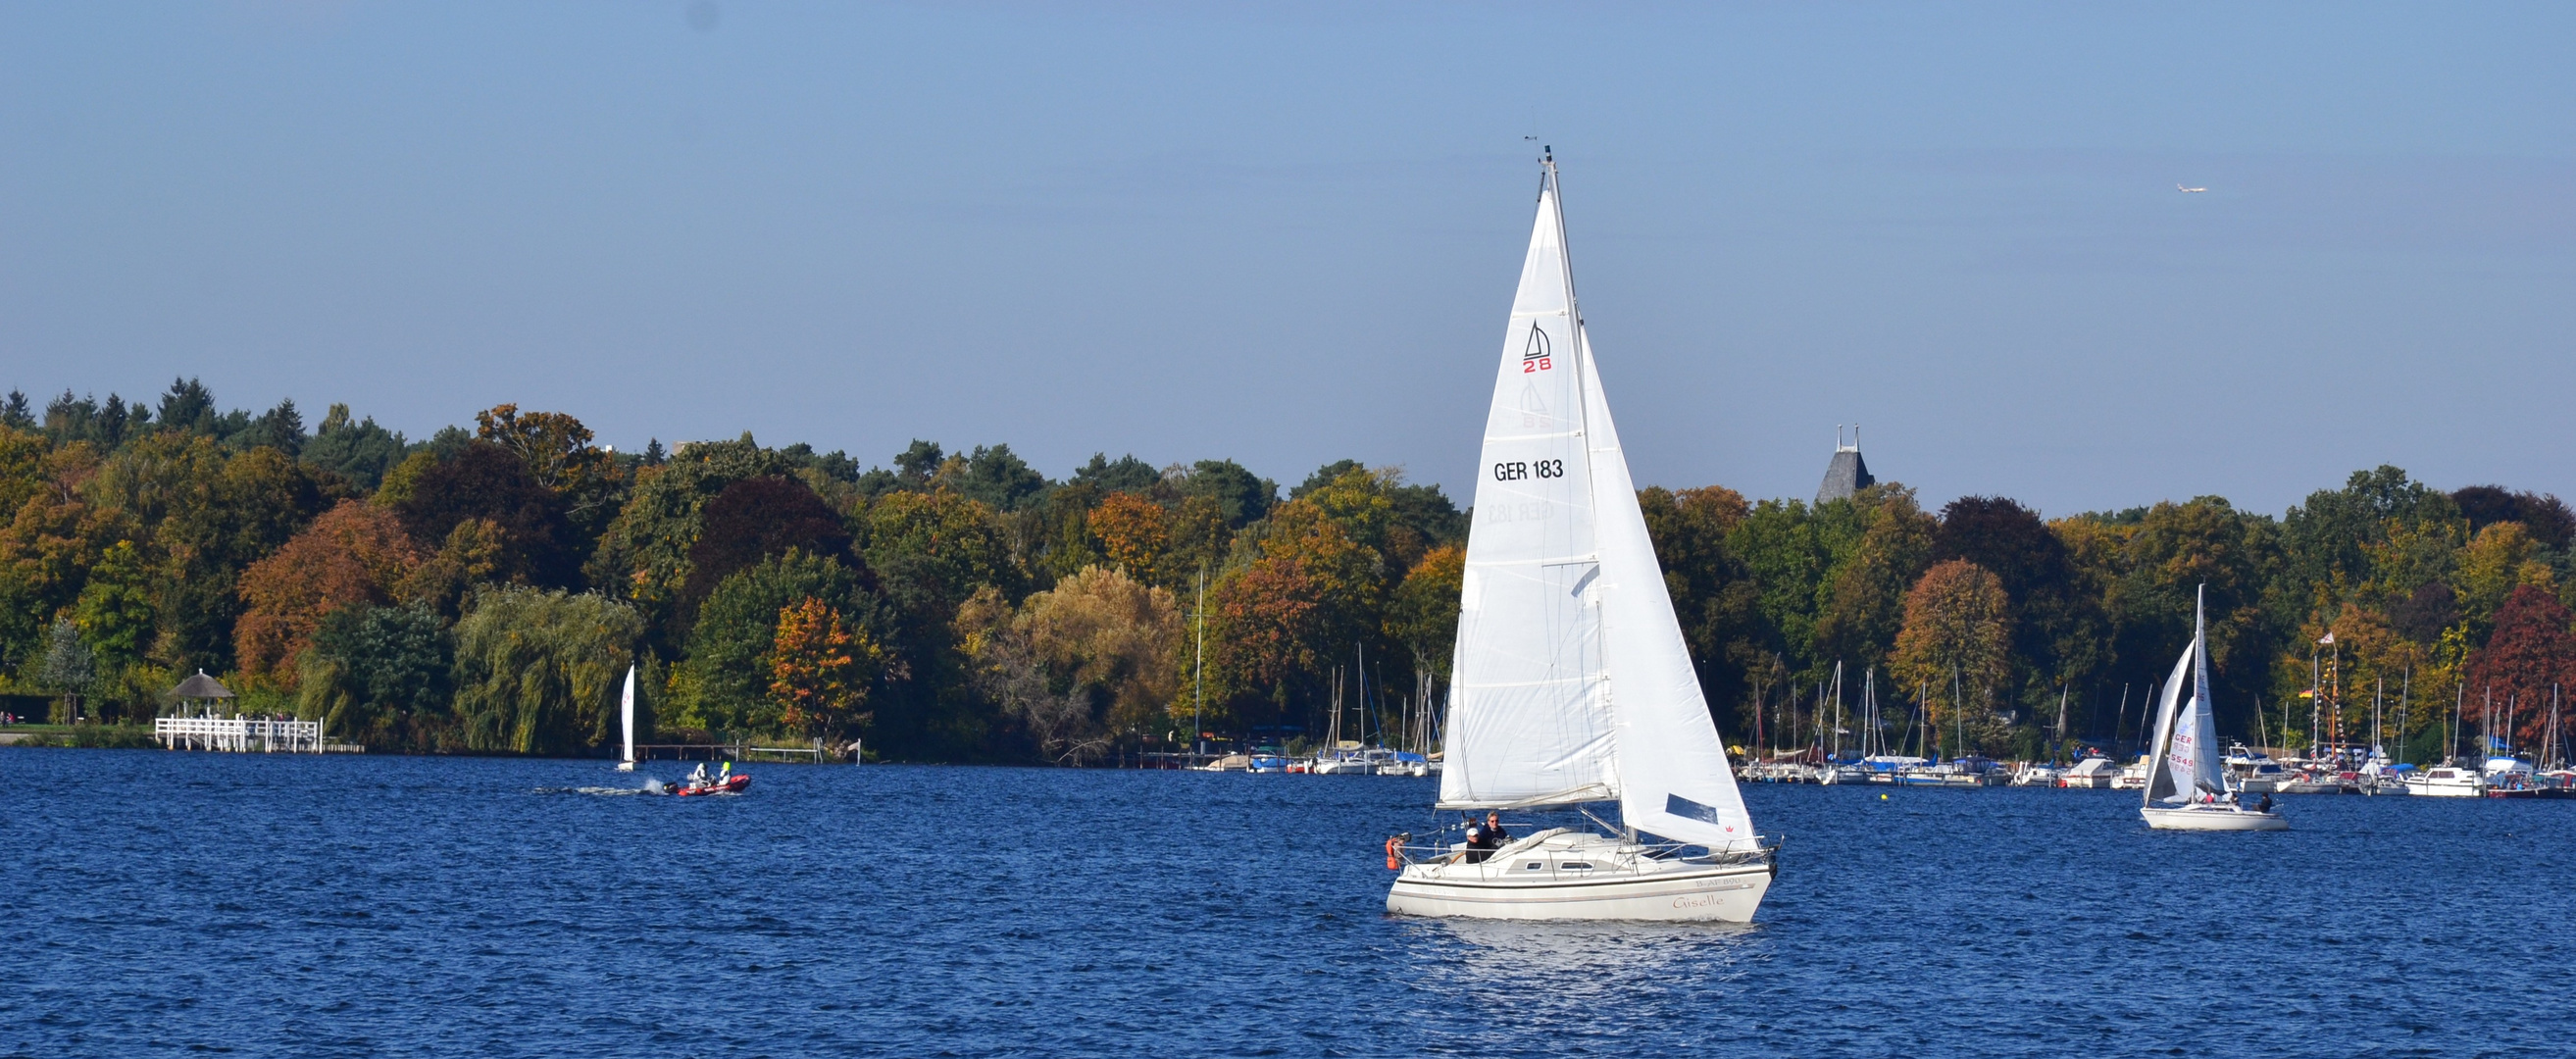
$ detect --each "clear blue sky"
[6,2,2570,516]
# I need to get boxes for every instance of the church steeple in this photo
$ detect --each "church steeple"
[1815,425,1875,504]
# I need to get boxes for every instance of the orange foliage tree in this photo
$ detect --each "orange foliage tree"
[234,500,425,685]
[767,595,880,735]
[1087,492,1172,583]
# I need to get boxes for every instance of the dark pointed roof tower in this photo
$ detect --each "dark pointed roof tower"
[1815,425,1875,504]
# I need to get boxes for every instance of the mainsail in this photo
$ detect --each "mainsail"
[620,664,637,768]
[1439,158,1757,850]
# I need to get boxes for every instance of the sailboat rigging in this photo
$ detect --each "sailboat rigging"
[1384,152,1775,921]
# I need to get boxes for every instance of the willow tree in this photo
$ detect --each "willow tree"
[451,586,642,754]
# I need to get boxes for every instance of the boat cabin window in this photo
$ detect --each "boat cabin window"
[2430,770,2453,779]
[1558,862,1594,871]
[1523,861,1543,871]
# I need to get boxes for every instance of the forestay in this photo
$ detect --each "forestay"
[1438,161,1758,850]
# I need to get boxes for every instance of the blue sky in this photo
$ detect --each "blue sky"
[5,2,2570,515]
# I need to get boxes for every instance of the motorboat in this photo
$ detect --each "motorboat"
[1377,751,1434,778]
[1315,746,1405,775]
[2010,764,2063,786]
[1248,752,1289,774]
[2058,756,2121,788]
[1386,152,1774,923]
[2224,744,2289,792]
[2139,586,2286,832]
[2402,765,2488,797]
[1893,757,2006,787]
[673,767,750,797]
[2110,756,2151,790]
[2484,757,2541,797]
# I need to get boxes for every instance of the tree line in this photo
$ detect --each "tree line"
[5,380,2571,764]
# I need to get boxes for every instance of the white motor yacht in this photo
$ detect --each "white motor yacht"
[2011,764,2063,786]
[1386,153,1774,922]
[2059,756,2120,788]
[2401,765,2487,797]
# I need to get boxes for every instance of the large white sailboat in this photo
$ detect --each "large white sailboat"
[1385,153,1776,922]
[2140,587,2286,832]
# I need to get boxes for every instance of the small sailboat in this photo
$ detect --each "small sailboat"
[2141,586,2286,832]
[1385,152,1775,922]
[615,664,638,773]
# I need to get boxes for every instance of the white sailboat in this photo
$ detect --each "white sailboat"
[2140,586,2286,832]
[1385,153,1776,922]
[615,664,637,773]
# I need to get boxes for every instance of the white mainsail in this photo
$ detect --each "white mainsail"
[619,664,637,771]
[1438,159,1756,850]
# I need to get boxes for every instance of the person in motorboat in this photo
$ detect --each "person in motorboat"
[689,762,712,787]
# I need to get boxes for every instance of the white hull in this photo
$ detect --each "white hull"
[615,761,634,773]
[2141,805,2288,832]
[1387,829,1771,923]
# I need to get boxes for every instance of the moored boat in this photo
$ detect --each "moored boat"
[2058,755,2120,788]
[2401,765,2486,797]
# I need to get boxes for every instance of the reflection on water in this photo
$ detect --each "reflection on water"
[1413,915,1757,992]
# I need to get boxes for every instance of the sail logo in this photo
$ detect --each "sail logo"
[1521,323,1554,373]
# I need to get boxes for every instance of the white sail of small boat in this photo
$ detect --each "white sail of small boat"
[616,664,637,773]
[1386,152,1775,921]
[2141,585,2285,831]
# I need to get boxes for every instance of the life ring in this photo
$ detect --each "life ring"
[1385,835,1404,870]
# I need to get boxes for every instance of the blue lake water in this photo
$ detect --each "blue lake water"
[4,749,2569,1057]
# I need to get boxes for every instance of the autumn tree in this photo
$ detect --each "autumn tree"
[474,404,624,530]
[1385,543,1465,682]
[768,595,881,736]
[233,500,426,685]
[1893,559,2013,733]
[1088,491,1172,583]
[2466,585,2576,752]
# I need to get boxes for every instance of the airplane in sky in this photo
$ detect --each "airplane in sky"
[2177,183,2208,193]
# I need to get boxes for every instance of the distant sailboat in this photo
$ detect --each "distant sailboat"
[2141,586,2286,832]
[1384,152,1776,921]
[616,664,637,773]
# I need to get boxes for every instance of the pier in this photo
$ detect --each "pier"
[154,713,335,753]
